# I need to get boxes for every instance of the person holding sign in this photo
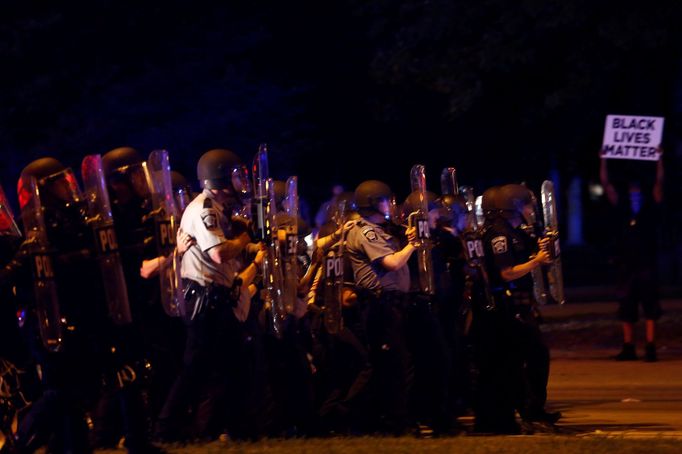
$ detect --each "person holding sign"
[600,146,664,362]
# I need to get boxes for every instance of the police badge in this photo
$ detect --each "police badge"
[201,210,218,229]
[491,235,508,254]
[362,227,378,242]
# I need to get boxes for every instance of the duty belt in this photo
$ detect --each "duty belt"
[182,278,237,320]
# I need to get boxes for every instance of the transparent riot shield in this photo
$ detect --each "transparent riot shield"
[409,164,435,295]
[147,150,183,317]
[474,195,485,229]
[81,155,133,325]
[460,185,478,232]
[458,187,495,312]
[281,176,299,314]
[253,144,287,338]
[525,189,548,305]
[323,200,348,336]
[17,176,62,352]
[440,167,458,196]
[0,184,21,238]
[541,180,565,304]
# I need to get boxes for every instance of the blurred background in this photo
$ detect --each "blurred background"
[2,0,682,293]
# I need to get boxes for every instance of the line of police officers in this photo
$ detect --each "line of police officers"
[0,146,562,453]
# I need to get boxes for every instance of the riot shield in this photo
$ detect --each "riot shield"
[474,195,485,228]
[253,144,287,338]
[281,176,299,314]
[440,167,458,196]
[459,186,477,231]
[458,187,495,312]
[322,201,348,336]
[147,150,183,317]
[171,171,193,214]
[252,144,270,241]
[17,176,62,352]
[81,155,133,324]
[541,180,565,304]
[0,184,21,238]
[461,233,495,313]
[409,165,435,295]
[524,189,548,305]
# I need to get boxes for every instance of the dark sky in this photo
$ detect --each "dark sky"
[2,0,682,215]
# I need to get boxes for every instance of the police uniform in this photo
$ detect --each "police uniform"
[11,158,157,453]
[346,219,410,293]
[482,216,551,425]
[156,188,242,440]
[181,189,240,289]
[430,226,468,418]
[345,218,411,434]
[308,226,373,434]
[264,210,317,437]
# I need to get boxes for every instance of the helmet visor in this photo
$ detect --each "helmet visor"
[109,162,151,199]
[39,168,83,205]
[231,165,251,198]
[381,195,398,222]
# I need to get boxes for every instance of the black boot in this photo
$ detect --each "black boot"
[522,409,562,424]
[644,343,657,362]
[615,343,637,361]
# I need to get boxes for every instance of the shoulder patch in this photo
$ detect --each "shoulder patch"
[491,235,508,255]
[203,198,213,209]
[361,227,378,242]
[201,209,218,229]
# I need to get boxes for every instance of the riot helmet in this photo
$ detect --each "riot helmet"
[481,186,502,221]
[354,180,396,221]
[17,157,83,211]
[401,190,437,220]
[196,148,250,198]
[434,194,468,232]
[497,184,536,225]
[102,147,151,201]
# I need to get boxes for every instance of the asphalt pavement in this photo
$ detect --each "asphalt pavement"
[541,297,682,437]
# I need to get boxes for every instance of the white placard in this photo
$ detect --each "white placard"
[601,114,664,161]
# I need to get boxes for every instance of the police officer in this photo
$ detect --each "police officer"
[12,157,113,453]
[262,180,317,437]
[468,186,516,433]
[345,180,417,435]
[97,147,169,451]
[155,148,262,441]
[399,190,454,434]
[481,183,557,430]
[305,221,373,435]
[429,194,472,418]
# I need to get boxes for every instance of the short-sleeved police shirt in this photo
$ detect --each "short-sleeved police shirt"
[180,189,239,287]
[345,219,410,293]
[482,218,534,291]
